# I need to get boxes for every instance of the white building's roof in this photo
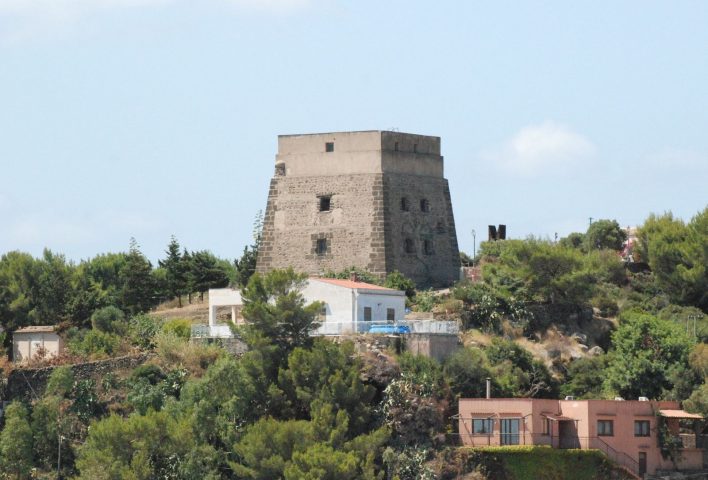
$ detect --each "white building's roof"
[14,325,56,334]
[309,277,405,296]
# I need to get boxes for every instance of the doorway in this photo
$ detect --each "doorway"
[500,418,520,445]
[638,452,646,476]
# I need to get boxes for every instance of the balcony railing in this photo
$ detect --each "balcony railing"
[191,320,459,338]
[311,320,459,336]
[191,324,234,338]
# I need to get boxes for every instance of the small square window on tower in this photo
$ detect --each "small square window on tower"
[316,238,328,255]
[424,239,434,255]
[319,196,331,212]
[420,199,430,212]
[325,142,334,152]
[404,238,415,254]
[400,197,410,211]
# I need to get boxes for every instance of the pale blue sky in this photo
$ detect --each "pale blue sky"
[1,0,707,263]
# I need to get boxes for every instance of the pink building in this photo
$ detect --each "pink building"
[458,398,704,478]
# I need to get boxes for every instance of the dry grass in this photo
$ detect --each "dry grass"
[153,332,224,377]
[151,295,210,325]
[461,329,494,348]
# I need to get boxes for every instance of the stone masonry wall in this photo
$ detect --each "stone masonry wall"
[257,173,387,276]
[4,353,152,402]
[383,174,460,287]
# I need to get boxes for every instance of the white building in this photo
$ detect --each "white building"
[198,277,406,338]
[201,288,244,338]
[303,277,406,335]
[13,326,65,364]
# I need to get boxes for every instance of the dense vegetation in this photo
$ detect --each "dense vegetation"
[0,206,705,479]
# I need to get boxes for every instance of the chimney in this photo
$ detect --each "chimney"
[349,271,359,282]
[486,377,491,399]
[488,225,497,241]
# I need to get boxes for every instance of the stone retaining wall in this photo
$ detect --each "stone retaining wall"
[4,353,153,402]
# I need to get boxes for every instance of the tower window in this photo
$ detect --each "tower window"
[420,199,430,212]
[325,142,334,152]
[400,197,410,211]
[413,144,418,153]
[404,238,415,254]
[316,238,328,255]
[394,142,399,152]
[319,196,331,212]
[424,239,434,255]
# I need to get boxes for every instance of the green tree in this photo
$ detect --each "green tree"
[120,238,156,315]
[75,410,216,479]
[189,250,230,301]
[277,341,376,435]
[241,268,322,357]
[231,418,314,480]
[234,211,263,288]
[443,347,492,400]
[159,236,189,308]
[486,338,556,398]
[69,253,127,327]
[559,232,585,250]
[560,355,609,399]
[584,219,627,251]
[0,251,39,346]
[0,401,34,479]
[604,311,692,399]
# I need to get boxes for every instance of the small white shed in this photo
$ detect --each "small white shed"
[13,326,64,364]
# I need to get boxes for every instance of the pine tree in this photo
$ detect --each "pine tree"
[120,238,156,315]
[159,236,188,308]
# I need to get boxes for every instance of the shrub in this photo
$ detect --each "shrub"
[434,298,464,315]
[414,290,438,312]
[129,313,161,349]
[91,306,127,335]
[591,296,618,317]
[130,363,166,385]
[155,332,223,376]
[384,271,416,298]
[68,329,122,358]
[161,318,191,340]
[46,365,75,397]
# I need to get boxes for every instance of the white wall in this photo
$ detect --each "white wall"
[303,280,406,334]
[13,332,64,363]
[208,288,243,327]
[301,280,354,324]
[354,291,406,322]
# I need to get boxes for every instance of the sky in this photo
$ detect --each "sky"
[1,0,707,264]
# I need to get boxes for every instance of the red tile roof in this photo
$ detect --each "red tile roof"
[659,409,703,419]
[311,277,397,291]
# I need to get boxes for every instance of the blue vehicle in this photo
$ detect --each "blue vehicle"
[367,324,411,334]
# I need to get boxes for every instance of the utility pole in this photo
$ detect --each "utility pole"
[588,217,593,227]
[471,229,476,266]
[57,433,62,479]
[688,314,704,339]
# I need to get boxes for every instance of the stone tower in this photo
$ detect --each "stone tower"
[256,131,460,287]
